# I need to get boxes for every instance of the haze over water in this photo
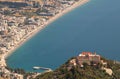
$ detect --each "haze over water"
[7,0,120,72]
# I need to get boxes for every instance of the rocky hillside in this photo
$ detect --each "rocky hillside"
[35,57,120,79]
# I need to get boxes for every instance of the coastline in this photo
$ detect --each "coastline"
[5,0,90,67]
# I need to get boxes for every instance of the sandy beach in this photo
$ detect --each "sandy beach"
[4,0,90,64]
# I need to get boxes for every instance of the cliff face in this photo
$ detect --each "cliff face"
[35,57,120,79]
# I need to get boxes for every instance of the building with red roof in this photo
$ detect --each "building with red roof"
[76,52,100,65]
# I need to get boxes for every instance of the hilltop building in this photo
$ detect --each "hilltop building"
[70,52,101,66]
[76,52,101,65]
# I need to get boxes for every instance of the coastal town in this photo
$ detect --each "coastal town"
[0,0,89,79]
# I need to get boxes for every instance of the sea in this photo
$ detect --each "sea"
[6,0,120,72]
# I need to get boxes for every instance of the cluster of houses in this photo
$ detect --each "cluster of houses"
[0,13,46,79]
[0,0,77,17]
[0,14,45,54]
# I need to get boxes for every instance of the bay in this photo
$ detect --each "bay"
[7,0,120,72]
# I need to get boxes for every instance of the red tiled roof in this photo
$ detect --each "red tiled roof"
[81,52,92,55]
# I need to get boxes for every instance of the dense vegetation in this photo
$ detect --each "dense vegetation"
[35,57,120,79]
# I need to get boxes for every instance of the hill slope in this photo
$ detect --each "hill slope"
[35,57,120,79]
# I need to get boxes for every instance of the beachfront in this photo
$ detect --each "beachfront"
[0,0,89,78]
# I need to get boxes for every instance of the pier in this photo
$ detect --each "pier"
[33,66,52,72]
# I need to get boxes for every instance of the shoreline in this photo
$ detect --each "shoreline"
[5,0,90,68]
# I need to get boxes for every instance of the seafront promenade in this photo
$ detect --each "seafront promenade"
[0,0,89,78]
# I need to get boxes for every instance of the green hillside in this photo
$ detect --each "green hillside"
[35,57,120,79]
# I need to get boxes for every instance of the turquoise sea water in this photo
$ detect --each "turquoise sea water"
[7,0,120,72]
